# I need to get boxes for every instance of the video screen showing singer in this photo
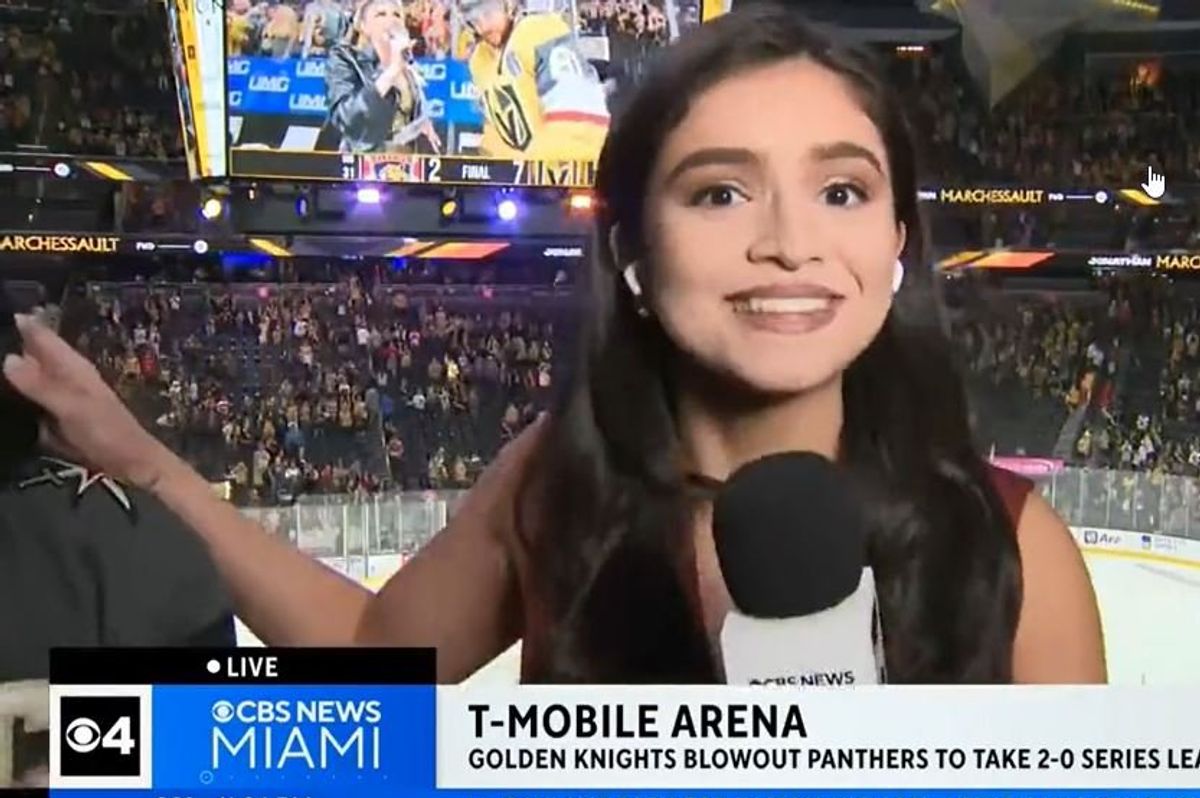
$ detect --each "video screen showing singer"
[225,0,690,164]
[325,0,442,153]
[5,4,1105,686]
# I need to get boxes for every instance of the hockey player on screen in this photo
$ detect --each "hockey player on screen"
[456,0,610,160]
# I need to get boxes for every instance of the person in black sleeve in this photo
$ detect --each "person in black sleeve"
[0,292,237,684]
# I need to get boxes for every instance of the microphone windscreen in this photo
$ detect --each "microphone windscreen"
[713,452,867,619]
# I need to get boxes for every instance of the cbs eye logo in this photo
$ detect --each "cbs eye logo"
[59,696,142,777]
[211,700,236,723]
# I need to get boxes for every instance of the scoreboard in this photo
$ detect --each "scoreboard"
[230,150,597,188]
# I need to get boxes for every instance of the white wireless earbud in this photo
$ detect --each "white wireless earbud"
[892,260,905,294]
[622,264,650,317]
[622,264,643,299]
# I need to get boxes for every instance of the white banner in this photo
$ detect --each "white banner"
[1072,527,1197,564]
[437,687,1200,789]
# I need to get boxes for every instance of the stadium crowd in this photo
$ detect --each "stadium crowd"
[0,0,181,157]
[222,0,680,61]
[226,0,453,60]
[900,52,1200,189]
[3,0,1195,196]
[56,269,561,505]
[578,0,674,43]
[12,259,1186,516]
[4,2,1200,532]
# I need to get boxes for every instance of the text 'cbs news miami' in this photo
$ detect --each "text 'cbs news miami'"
[41,650,1200,796]
[47,649,433,793]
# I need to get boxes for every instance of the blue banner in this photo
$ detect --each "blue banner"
[155,685,434,791]
[51,789,1200,798]
[227,55,482,124]
[49,683,434,795]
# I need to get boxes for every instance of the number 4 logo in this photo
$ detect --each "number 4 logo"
[65,715,137,755]
[50,685,153,789]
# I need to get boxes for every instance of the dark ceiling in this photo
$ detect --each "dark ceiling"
[761,0,1198,21]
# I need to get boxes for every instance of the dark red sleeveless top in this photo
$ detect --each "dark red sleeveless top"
[517,463,1034,682]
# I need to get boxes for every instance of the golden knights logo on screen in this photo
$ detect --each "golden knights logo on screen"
[484,84,533,152]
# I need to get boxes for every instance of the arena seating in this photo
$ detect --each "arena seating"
[58,278,564,504]
[4,2,1197,513]
[40,262,1200,512]
[895,50,1200,189]
[0,0,181,157]
[61,280,383,502]
[5,0,1198,197]
[950,280,1121,459]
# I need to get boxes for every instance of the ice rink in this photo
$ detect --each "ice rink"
[236,548,1200,686]
[1082,550,1200,686]
[463,549,1200,686]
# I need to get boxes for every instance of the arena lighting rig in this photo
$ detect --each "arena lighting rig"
[188,181,594,239]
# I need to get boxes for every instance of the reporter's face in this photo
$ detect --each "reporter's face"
[642,57,906,397]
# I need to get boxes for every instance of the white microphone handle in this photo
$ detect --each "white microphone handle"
[720,567,884,687]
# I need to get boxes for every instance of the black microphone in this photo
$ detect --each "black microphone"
[713,452,885,686]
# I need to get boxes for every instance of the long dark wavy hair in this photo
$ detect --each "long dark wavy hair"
[520,4,1022,683]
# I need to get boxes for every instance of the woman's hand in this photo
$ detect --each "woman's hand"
[2,313,183,491]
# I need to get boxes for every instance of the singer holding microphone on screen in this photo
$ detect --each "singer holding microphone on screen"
[3,5,1104,685]
[326,0,441,154]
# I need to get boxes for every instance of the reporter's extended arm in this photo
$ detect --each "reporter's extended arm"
[3,315,537,682]
[148,456,377,647]
[148,423,533,683]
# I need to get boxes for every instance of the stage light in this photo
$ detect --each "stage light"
[201,197,224,220]
[441,199,459,218]
[193,239,210,255]
[296,194,311,218]
[53,162,71,178]
[497,198,519,221]
[357,186,382,204]
[568,192,593,211]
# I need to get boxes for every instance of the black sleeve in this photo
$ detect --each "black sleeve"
[82,480,237,650]
[325,46,392,146]
[0,459,239,683]
[180,613,238,648]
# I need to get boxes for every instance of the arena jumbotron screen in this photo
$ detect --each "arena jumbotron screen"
[225,0,701,186]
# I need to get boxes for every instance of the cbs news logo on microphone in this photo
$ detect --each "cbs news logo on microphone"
[49,684,154,788]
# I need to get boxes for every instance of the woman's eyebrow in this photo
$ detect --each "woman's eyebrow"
[663,146,760,185]
[810,141,884,175]
[663,141,884,185]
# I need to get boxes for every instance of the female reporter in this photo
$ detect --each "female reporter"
[326,0,441,154]
[2,5,1104,684]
